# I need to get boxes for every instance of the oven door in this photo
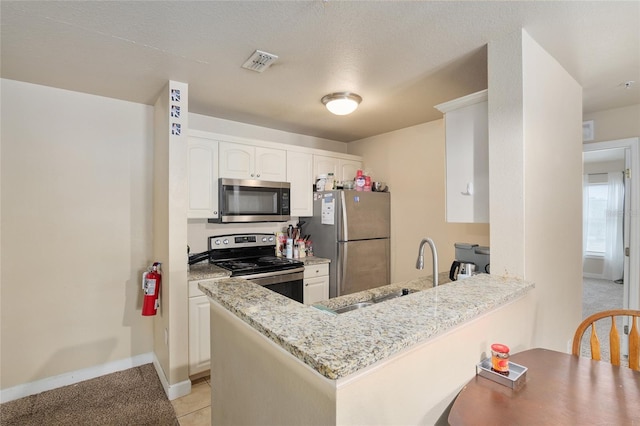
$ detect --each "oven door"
[239,270,304,303]
[217,178,291,223]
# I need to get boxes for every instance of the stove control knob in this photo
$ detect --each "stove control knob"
[268,236,274,242]
[262,237,268,242]
[223,239,229,245]
[214,239,221,245]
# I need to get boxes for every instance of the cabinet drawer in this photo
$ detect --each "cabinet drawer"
[304,263,329,279]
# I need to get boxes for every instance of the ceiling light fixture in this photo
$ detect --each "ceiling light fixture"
[321,92,362,115]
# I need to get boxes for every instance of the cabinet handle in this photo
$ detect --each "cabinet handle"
[257,174,261,177]
[305,283,309,286]
[461,182,473,196]
[251,174,255,177]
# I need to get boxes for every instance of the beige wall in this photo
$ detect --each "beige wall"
[583,104,640,143]
[190,112,348,153]
[152,82,190,389]
[0,79,154,389]
[488,30,583,352]
[348,121,490,283]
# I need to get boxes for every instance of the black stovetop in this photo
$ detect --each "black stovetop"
[213,256,303,276]
[208,233,303,276]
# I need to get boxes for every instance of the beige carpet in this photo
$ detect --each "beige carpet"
[0,363,178,425]
[581,277,626,366]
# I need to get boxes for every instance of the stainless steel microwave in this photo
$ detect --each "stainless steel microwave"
[212,178,291,223]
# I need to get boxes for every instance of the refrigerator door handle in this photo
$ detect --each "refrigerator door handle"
[338,242,347,297]
[340,191,348,241]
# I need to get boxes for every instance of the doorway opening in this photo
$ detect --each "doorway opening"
[582,138,639,361]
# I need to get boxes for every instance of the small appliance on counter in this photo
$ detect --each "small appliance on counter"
[449,242,490,281]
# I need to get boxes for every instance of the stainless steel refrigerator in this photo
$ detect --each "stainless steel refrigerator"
[303,191,390,298]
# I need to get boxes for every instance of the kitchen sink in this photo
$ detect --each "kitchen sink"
[332,302,374,314]
[322,288,415,315]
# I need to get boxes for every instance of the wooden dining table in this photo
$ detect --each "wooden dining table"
[448,348,640,425]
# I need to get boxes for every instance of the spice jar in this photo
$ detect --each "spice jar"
[491,343,510,375]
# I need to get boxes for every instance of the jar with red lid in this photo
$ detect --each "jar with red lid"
[491,343,510,375]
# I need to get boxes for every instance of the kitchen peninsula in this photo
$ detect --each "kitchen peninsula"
[199,274,535,425]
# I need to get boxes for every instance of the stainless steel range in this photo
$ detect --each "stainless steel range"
[209,233,304,303]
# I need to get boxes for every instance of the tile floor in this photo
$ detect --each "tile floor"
[171,376,212,426]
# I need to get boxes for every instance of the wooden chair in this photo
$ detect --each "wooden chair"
[572,309,640,371]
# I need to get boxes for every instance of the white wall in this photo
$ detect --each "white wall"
[190,112,347,153]
[348,121,490,283]
[0,79,154,389]
[488,30,583,351]
[583,104,640,143]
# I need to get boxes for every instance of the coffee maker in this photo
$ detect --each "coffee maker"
[449,243,490,281]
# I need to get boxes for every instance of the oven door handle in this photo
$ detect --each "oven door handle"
[236,269,304,285]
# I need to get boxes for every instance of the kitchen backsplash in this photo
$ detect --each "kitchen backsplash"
[187,218,300,253]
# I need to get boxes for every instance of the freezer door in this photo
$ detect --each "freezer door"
[338,192,390,241]
[337,239,390,296]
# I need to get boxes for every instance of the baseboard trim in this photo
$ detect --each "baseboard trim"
[583,273,605,279]
[0,352,154,404]
[152,354,191,400]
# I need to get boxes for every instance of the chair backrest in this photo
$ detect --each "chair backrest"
[572,309,640,371]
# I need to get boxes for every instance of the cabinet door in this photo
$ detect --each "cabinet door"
[255,147,287,181]
[338,159,362,182]
[444,100,489,223]
[313,155,339,180]
[188,295,210,375]
[304,276,329,305]
[219,142,254,179]
[187,137,219,219]
[287,151,313,217]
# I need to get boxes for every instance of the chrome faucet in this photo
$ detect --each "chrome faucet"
[416,238,438,287]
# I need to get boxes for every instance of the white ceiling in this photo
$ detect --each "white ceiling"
[1,1,638,142]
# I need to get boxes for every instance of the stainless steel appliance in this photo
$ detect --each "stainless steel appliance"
[211,179,291,223]
[449,242,490,281]
[303,191,390,298]
[208,233,304,302]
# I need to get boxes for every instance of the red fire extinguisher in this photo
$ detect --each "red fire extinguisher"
[142,262,161,316]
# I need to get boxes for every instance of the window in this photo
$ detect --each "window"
[585,182,608,254]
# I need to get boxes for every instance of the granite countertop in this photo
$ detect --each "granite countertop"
[188,263,231,281]
[198,273,534,380]
[301,256,330,266]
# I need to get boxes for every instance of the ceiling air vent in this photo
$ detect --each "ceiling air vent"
[242,50,278,73]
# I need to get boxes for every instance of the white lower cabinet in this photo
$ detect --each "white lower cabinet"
[303,263,329,305]
[188,280,213,376]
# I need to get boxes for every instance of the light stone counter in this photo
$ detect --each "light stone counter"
[301,256,330,266]
[188,263,231,281]
[198,273,534,380]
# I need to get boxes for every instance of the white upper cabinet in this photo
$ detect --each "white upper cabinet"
[219,141,286,181]
[339,159,362,183]
[313,155,363,182]
[287,151,314,217]
[255,147,287,181]
[313,155,339,179]
[187,136,219,219]
[435,89,489,223]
